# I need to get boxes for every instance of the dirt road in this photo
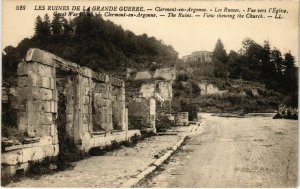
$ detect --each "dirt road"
[139,113,298,187]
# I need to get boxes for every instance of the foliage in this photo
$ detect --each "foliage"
[209,38,298,103]
[213,39,228,63]
[172,74,201,120]
[2,12,179,84]
[212,39,229,78]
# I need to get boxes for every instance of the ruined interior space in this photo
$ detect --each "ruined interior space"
[1,49,142,179]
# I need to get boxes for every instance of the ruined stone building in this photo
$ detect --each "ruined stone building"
[132,67,175,102]
[198,83,228,95]
[2,49,140,178]
[182,51,213,63]
[126,67,176,132]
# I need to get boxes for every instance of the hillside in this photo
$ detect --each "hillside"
[173,70,283,113]
[2,12,180,84]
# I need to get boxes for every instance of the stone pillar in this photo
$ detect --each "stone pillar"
[119,86,126,131]
[66,76,75,138]
[17,50,57,141]
[72,74,80,142]
[149,98,156,133]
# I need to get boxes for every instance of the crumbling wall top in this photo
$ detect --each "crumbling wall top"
[25,48,124,87]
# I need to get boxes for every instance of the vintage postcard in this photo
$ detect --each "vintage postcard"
[1,0,299,187]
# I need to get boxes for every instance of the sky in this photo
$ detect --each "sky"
[2,0,299,63]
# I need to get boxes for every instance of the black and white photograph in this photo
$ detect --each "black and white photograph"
[1,0,299,187]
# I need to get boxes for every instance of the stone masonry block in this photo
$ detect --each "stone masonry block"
[99,73,107,82]
[50,124,56,136]
[95,98,107,107]
[17,62,27,76]
[82,105,90,114]
[18,88,28,100]
[95,83,107,92]
[35,124,51,137]
[67,105,73,114]
[83,96,90,105]
[38,77,51,89]
[81,67,92,78]
[50,101,57,113]
[108,93,112,100]
[91,82,96,89]
[119,94,126,102]
[92,71,98,80]
[22,145,56,163]
[25,48,54,66]
[32,88,53,100]
[111,87,119,96]
[82,114,90,124]
[19,100,27,112]
[53,90,58,102]
[17,77,28,87]
[1,149,23,165]
[67,114,73,122]
[101,91,109,99]
[105,75,110,83]
[27,125,36,137]
[18,112,28,125]
[41,101,51,112]
[49,78,55,89]
[28,111,41,126]
[93,72,105,82]
[28,100,52,112]
[28,74,39,87]
[82,77,90,87]
[82,88,90,96]
[18,124,27,132]
[88,123,93,132]
[39,113,53,125]
[28,100,41,112]
[37,64,53,77]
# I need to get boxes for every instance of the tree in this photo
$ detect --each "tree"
[227,50,241,78]
[51,14,62,37]
[241,38,256,53]
[212,39,228,78]
[42,14,51,37]
[34,16,43,38]
[261,41,273,79]
[212,39,228,63]
[270,48,284,78]
[283,52,296,91]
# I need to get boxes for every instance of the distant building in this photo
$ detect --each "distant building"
[182,51,213,63]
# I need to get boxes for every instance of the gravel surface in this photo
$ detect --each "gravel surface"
[139,113,298,187]
[6,125,195,187]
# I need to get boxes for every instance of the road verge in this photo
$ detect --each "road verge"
[120,122,203,188]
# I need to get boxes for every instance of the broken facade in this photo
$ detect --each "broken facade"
[2,48,140,178]
[127,97,156,133]
[126,68,175,133]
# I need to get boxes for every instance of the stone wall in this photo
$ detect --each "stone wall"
[140,81,173,102]
[198,83,228,95]
[176,112,189,126]
[2,48,140,178]
[157,81,173,101]
[153,67,176,81]
[133,67,176,81]
[127,97,156,133]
